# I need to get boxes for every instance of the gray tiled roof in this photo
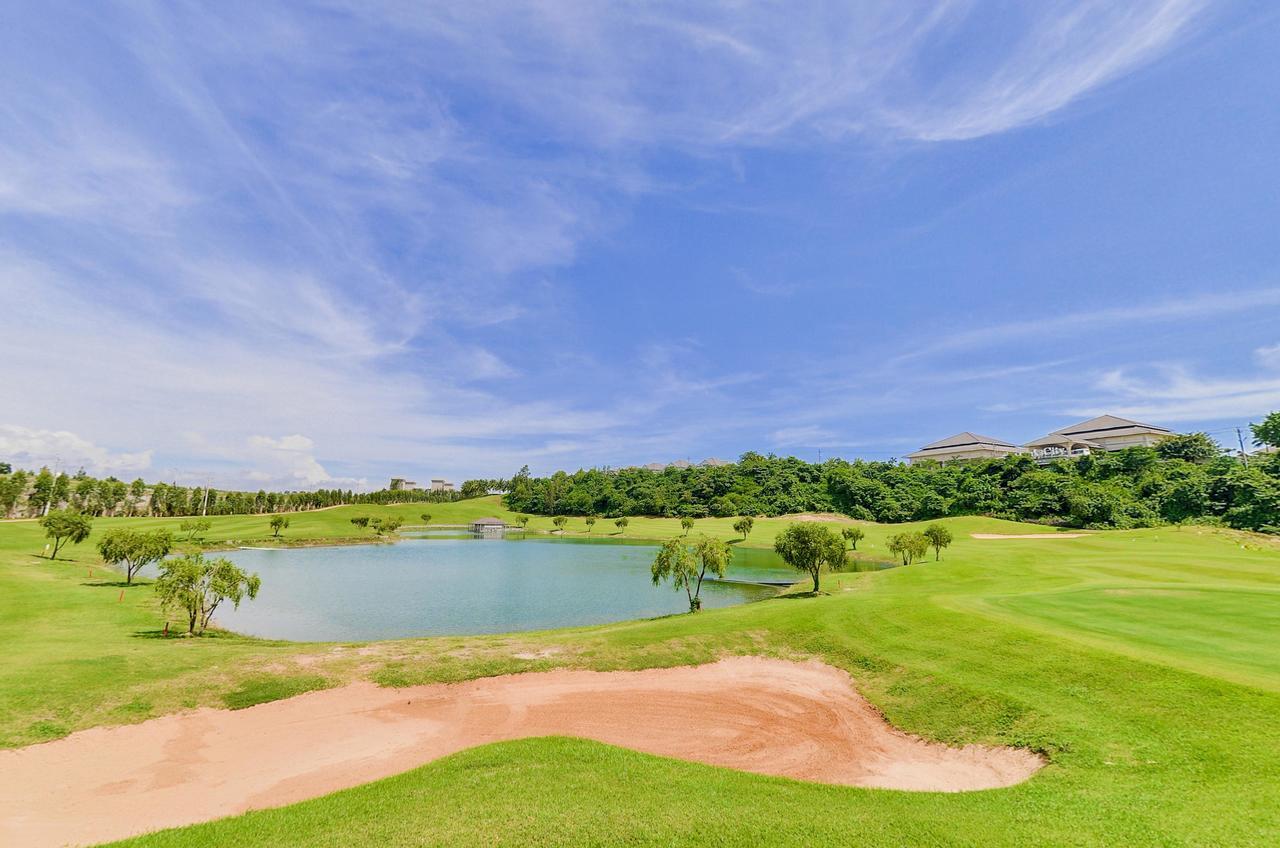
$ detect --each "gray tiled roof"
[1051,415,1171,438]
[915,432,1019,451]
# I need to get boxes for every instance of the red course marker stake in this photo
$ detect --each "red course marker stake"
[118,590,125,603]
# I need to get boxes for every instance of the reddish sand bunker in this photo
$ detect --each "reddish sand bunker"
[0,657,1042,847]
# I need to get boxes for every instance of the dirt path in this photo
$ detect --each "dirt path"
[971,532,1090,539]
[0,657,1043,847]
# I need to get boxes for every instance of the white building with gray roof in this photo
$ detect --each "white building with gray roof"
[904,432,1024,464]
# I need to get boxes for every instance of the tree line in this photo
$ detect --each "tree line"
[505,418,1280,532]
[0,466,504,519]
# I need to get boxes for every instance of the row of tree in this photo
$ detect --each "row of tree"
[0,466,500,519]
[651,521,954,610]
[33,510,260,635]
[505,419,1280,531]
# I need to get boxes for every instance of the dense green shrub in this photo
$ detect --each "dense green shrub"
[504,440,1280,531]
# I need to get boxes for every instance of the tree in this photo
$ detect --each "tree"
[179,519,212,542]
[0,470,27,518]
[52,473,70,511]
[420,513,432,524]
[127,478,147,516]
[1156,432,1221,463]
[518,515,530,530]
[841,526,865,550]
[922,524,953,561]
[887,532,930,566]
[651,535,731,612]
[773,523,844,593]
[371,517,403,535]
[552,515,568,533]
[733,516,754,539]
[39,509,93,559]
[614,516,629,535]
[155,554,261,635]
[30,467,55,515]
[680,517,695,536]
[585,516,597,533]
[1253,412,1280,449]
[350,516,371,528]
[459,480,489,499]
[97,529,173,584]
[269,515,290,537]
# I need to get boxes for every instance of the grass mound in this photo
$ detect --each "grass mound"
[221,674,330,710]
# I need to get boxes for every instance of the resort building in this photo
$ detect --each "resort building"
[904,433,1024,464]
[1023,415,1172,463]
[430,478,455,492]
[908,415,1175,465]
[389,477,420,491]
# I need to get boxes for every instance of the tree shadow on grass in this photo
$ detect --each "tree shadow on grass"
[775,590,829,600]
[131,629,176,639]
[80,580,145,588]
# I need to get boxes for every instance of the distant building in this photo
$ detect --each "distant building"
[389,477,420,491]
[471,517,506,533]
[430,478,455,492]
[642,462,667,471]
[668,459,692,470]
[905,433,1024,464]
[1024,415,1172,463]
[700,457,732,467]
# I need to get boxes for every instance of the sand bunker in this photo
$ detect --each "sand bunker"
[0,657,1042,847]
[781,512,849,522]
[971,532,1089,540]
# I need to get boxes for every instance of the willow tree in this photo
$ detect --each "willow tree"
[922,524,953,560]
[156,554,261,635]
[841,526,865,550]
[651,535,731,612]
[773,522,844,593]
[39,509,93,559]
[97,529,173,584]
[888,532,930,565]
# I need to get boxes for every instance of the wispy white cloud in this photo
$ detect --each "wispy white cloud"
[336,1,1207,146]
[1077,363,1280,422]
[0,1,1228,484]
[891,287,1280,364]
[1255,342,1280,370]
[881,0,1209,140]
[0,425,152,476]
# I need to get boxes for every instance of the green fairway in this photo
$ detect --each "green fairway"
[2,500,1278,845]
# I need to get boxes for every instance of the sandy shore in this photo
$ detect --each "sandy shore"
[0,657,1043,847]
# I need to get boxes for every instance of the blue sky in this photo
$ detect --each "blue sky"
[2,1,1279,490]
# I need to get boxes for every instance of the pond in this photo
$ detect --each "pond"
[211,535,797,641]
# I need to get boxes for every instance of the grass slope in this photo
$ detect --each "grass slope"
[1,500,1278,845]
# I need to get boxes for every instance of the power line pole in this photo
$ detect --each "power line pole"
[1237,428,1250,468]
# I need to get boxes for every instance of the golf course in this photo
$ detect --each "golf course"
[1,498,1277,846]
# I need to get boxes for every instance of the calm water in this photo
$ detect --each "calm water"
[212,535,796,641]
